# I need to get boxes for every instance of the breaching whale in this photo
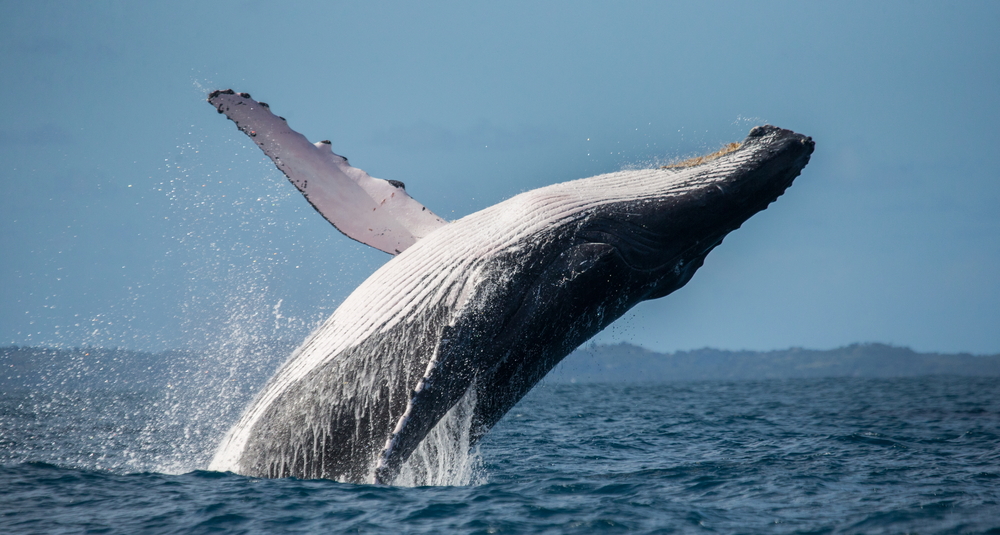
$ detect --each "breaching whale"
[204,90,814,484]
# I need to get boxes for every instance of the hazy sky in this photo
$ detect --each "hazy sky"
[1,1,998,355]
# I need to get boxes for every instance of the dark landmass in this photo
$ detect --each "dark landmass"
[3,342,998,390]
[0,346,182,390]
[548,343,1000,383]
[0,341,295,391]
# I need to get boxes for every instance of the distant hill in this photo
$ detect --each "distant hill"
[0,346,178,390]
[3,342,998,390]
[548,343,1000,383]
[0,341,294,391]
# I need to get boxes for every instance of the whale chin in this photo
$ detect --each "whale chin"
[205,90,814,484]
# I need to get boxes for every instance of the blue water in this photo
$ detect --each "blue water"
[2,376,999,533]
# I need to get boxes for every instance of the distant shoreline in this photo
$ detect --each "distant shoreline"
[549,342,1000,383]
[3,342,999,389]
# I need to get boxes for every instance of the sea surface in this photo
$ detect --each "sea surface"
[2,376,998,534]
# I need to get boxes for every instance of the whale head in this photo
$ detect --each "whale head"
[459,126,814,445]
[576,125,815,301]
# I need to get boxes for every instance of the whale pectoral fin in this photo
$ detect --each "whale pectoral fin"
[208,90,448,255]
[373,330,477,484]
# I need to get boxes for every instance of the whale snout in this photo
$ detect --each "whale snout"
[746,125,814,158]
[740,126,814,192]
[748,124,812,145]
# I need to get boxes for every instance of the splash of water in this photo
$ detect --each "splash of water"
[145,121,483,485]
[3,88,485,485]
[395,386,485,487]
[128,289,292,475]
[120,132,304,474]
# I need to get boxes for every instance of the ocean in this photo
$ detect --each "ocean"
[2,376,998,533]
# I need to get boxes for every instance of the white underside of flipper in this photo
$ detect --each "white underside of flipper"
[208,90,447,254]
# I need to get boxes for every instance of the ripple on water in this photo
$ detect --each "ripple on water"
[1,376,1000,533]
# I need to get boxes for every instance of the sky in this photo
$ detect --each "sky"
[1,1,998,355]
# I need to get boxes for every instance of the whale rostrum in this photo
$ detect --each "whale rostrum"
[205,90,814,484]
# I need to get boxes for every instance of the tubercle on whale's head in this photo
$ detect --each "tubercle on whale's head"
[661,141,742,169]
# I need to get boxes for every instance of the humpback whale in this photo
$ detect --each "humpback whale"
[204,90,814,484]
